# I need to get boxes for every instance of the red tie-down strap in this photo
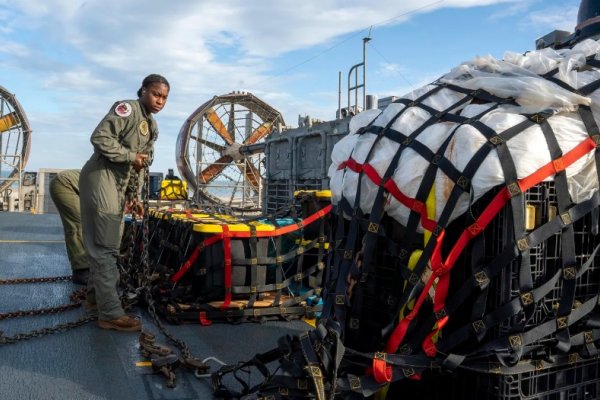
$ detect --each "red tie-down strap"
[340,157,440,233]
[420,136,597,356]
[170,234,224,283]
[367,353,422,384]
[379,136,596,356]
[384,229,446,354]
[372,352,392,383]
[170,205,333,283]
[198,311,212,326]
[220,224,233,310]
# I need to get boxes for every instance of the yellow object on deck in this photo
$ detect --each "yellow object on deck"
[160,179,188,200]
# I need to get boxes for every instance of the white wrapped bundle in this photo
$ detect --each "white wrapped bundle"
[329,39,600,230]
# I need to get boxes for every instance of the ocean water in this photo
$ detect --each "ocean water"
[0,169,28,190]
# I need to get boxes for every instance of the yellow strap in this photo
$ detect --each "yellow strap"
[399,187,435,321]
[374,383,390,400]
[424,186,435,246]
[399,249,421,319]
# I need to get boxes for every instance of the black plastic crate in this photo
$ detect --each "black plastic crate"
[389,356,600,400]
[462,359,600,400]
[264,179,293,214]
[451,182,600,338]
[264,178,327,216]
[342,214,418,352]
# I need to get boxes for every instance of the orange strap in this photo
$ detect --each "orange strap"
[182,206,332,238]
[420,136,597,355]
[380,136,597,355]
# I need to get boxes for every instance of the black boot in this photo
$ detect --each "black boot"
[72,269,90,285]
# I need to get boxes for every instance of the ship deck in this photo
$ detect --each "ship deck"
[0,212,311,399]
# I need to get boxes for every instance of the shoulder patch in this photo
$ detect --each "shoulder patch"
[114,102,132,117]
[139,120,149,136]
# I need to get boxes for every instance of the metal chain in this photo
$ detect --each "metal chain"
[0,288,95,344]
[137,164,208,376]
[118,169,143,307]
[145,295,192,360]
[0,288,86,320]
[0,168,148,347]
[0,314,97,345]
[141,165,151,284]
[139,165,191,359]
[0,275,73,284]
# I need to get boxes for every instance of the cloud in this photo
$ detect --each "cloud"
[378,62,403,77]
[2,0,529,174]
[524,3,580,33]
[487,0,535,20]
[0,40,30,57]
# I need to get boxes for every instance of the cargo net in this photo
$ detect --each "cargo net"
[212,39,600,399]
[123,191,331,325]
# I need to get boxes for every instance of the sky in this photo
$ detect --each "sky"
[0,0,581,176]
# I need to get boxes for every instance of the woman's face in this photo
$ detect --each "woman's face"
[141,82,169,114]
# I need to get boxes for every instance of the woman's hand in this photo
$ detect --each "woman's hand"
[124,200,144,218]
[132,153,149,172]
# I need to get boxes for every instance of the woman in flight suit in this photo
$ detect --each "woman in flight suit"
[80,74,169,331]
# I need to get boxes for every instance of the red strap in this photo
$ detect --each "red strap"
[385,231,445,353]
[342,137,597,356]
[372,357,392,383]
[385,276,435,353]
[339,157,440,232]
[419,137,596,353]
[422,334,438,357]
[342,157,363,173]
[170,204,333,307]
[221,225,232,310]
[170,234,223,282]
[383,168,439,232]
[181,206,332,238]
[198,311,212,326]
[385,316,412,354]
[436,136,595,313]
[362,163,382,186]
[409,372,422,381]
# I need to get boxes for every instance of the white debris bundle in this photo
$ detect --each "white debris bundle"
[329,39,600,230]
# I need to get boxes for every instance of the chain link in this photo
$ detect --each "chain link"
[118,169,144,305]
[0,166,205,375]
[0,275,73,285]
[0,314,98,345]
[0,288,94,344]
[138,165,193,361]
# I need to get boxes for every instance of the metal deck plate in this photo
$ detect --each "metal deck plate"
[0,213,311,399]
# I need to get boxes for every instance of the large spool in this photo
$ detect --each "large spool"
[176,92,284,212]
[0,85,32,195]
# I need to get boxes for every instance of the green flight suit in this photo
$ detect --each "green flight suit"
[79,99,157,321]
[49,169,88,272]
